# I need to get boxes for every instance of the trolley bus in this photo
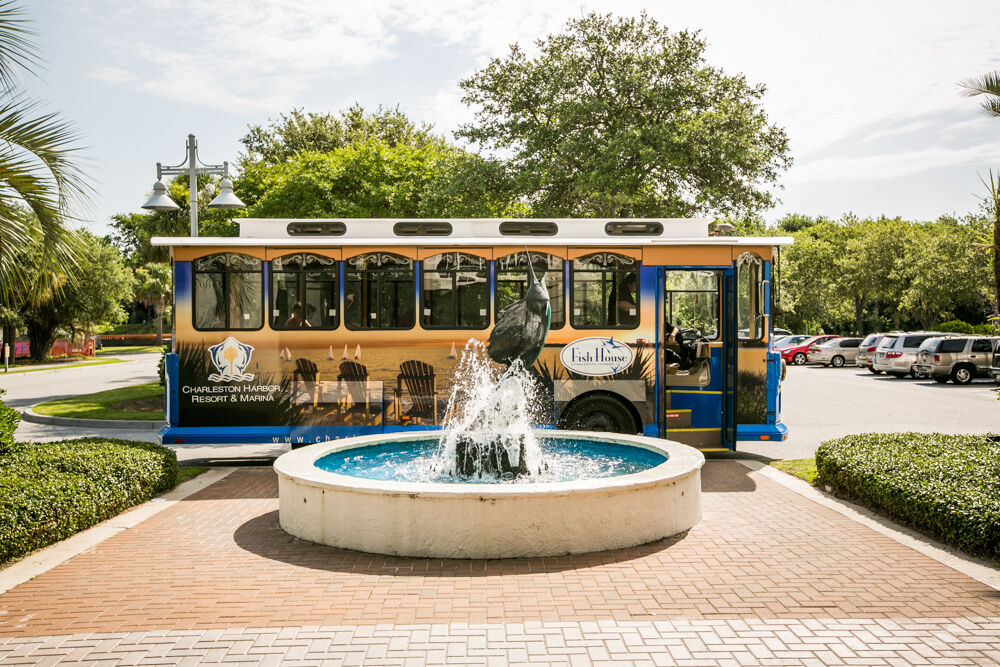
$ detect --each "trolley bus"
[153,218,792,452]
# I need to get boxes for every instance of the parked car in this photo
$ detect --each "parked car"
[856,333,893,373]
[776,334,840,365]
[991,339,1000,382]
[773,334,811,349]
[912,336,997,384]
[872,332,955,378]
[809,337,862,367]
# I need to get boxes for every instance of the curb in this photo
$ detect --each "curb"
[20,407,163,430]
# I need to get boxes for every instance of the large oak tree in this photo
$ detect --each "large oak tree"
[457,12,791,218]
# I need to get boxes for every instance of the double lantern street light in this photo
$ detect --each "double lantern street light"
[141,134,245,237]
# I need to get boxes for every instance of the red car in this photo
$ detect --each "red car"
[776,334,839,365]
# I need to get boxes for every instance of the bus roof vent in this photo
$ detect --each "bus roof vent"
[605,221,664,236]
[393,221,452,236]
[498,221,558,236]
[286,221,347,236]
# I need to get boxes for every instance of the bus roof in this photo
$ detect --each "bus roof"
[150,218,794,247]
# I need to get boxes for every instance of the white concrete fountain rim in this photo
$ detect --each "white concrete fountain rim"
[273,429,705,498]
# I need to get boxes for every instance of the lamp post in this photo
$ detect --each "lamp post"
[141,134,245,237]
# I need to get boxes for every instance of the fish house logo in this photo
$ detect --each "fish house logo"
[560,337,635,377]
[208,337,255,382]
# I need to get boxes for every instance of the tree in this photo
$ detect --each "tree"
[0,2,90,303]
[900,219,990,330]
[134,263,171,345]
[19,231,133,361]
[241,104,443,166]
[238,139,517,218]
[457,12,791,218]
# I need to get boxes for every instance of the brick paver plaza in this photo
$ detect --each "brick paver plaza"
[1,461,998,665]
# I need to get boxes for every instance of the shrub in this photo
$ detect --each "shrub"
[0,438,178,564]
[933,319,974,334]
[0,389,21,454]
[973,323,995,335]
[816,433,1000,560]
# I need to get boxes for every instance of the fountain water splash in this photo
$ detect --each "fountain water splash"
[433,340,545,479]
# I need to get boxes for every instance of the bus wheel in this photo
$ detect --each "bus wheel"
[559,394,639,434]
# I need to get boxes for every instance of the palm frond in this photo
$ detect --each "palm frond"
[960,71,1000,117]
[0,1,40,90]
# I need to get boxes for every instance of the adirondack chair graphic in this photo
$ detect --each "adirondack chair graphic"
[394,360,438,424]
[291,357,322,408]
[337,360,370,413]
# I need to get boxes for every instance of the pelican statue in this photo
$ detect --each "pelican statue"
[487,251,551,368]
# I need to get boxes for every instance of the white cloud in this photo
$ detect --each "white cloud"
[786,141,1000,185]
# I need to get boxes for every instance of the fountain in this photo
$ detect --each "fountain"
[274,253,704,558]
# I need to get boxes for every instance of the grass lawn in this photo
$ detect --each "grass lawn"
[4,358,125,373]
[33,381,165,420]
[769,458,818,484]
[97,345,166,355]
[177,466,207,484]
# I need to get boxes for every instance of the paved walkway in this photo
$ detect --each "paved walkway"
[1,461,998,665]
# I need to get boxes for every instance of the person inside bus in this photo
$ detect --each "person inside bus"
[613,273,639,327]
[664,319,682,373]
[284,302,311,328]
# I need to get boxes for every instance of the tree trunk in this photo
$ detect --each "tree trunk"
[993,194,1000,322]
[155,298,164,347]
[854,299,864,336]
[25,319,57,363]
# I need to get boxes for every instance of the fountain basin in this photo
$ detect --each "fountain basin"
[274,430,704,558]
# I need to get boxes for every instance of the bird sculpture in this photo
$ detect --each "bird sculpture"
[487,252,551,369]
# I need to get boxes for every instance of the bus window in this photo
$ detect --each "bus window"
[495,252,564,329]
[193,253,263,330]
[665,271,720,339]
[737,253,764,342]
[271,253,339,330]
[422,253,488,329]
[571,253,639,329]
[344,253,414,330]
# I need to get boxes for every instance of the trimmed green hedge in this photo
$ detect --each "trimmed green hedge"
[0,397,19,453]
[0,438,178,564]
[816,433,1000,560]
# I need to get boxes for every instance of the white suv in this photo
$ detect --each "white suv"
[872,332,954,378]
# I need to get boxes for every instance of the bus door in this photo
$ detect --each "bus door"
[722,270,737,449]
[660,269,728,451]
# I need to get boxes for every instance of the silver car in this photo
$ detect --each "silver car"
[809,337,862,367]
[872,332,951,378]
[912,336,997,384]
[856,333,891,373]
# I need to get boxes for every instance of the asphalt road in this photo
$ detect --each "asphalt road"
[2,353,161,445]
[741,362,999,460]
[5,354,997,461]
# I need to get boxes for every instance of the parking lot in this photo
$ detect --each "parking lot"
[742,362,999,460]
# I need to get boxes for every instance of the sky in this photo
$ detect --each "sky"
[21,0,1000,236]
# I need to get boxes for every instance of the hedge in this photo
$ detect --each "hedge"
[816,433,1000,560]
[0,438,178,564]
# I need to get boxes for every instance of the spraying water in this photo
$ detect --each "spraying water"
[433,340,545,479]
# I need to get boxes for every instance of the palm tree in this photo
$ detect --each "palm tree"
[134,263,171,346]
[961,71,1000,320]
[0,1,90,306]
[960,71,1000,117]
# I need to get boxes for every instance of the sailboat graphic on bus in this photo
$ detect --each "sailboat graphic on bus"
[208,337,256,382]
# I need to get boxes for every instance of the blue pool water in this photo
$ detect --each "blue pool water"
[314,437,667,484]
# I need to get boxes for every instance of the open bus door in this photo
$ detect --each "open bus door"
[721,270,737,449]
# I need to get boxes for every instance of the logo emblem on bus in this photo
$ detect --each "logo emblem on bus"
[208,337,255,382]
[560,336,636,377]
